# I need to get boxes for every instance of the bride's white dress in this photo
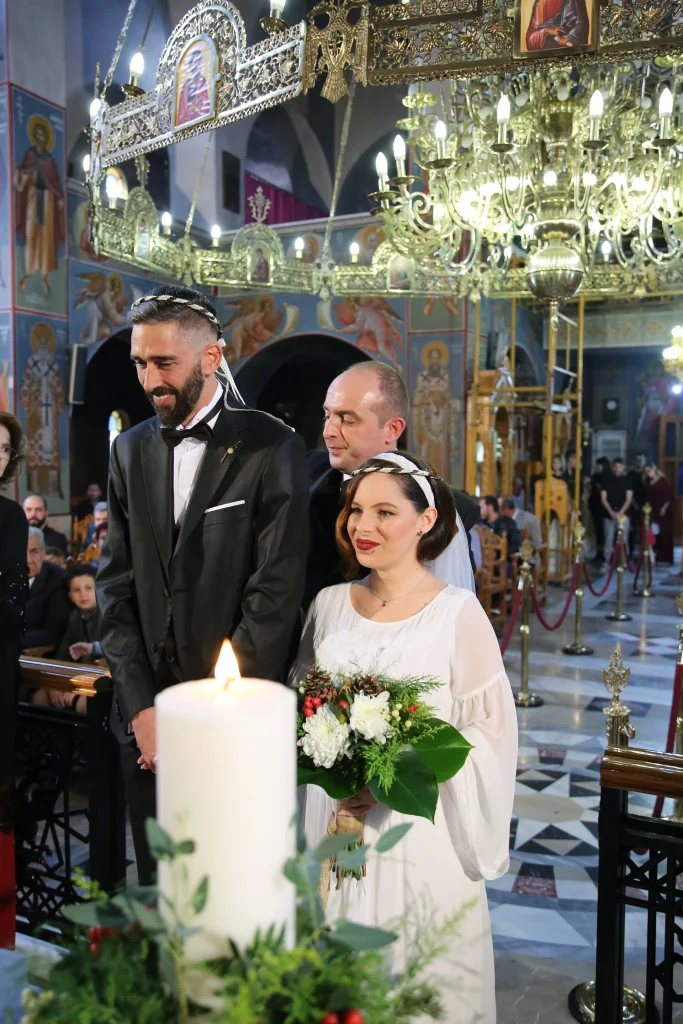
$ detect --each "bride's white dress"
[291,583,518,1024]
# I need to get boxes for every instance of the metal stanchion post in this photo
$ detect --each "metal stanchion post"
[635,503,655,598]
[666,594,683,823]
[563,521,594,656]
[514,539,544,708]
[606,516,632,622]
[568,650,646,1024]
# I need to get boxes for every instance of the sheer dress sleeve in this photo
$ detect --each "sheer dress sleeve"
[441,592,518,881]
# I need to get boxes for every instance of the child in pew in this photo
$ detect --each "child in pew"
[32,565,102,713]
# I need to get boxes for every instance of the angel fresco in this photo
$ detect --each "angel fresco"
[332,296,404,365]
[75,272,141,347]
[221,296,285,363]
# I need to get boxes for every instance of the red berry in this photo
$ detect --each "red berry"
[343,1011,364,1024]
[338,699,350,711]
[320,1015,340,1024]
[89,942,99,956]
[304,707,315,717]
[311,697,322,708]
[407,705,418,713]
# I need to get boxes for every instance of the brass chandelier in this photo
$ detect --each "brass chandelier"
[371,63,683,302]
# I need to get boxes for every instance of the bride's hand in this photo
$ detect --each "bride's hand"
[339,788,379,817]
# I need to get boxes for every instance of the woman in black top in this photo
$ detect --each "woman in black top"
[0,411,28,948]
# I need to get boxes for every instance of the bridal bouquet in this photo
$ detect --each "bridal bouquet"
[296,666,472,822]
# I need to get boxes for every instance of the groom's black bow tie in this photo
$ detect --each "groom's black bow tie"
[160,421,214,450]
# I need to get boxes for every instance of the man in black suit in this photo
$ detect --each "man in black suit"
[23,526,70,647]
[97,285,308,883]
[305,362,480,608]
[23,494,69,557]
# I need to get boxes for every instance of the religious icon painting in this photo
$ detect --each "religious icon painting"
[0,311,12,414]
[0,87,10,311]
[387,254,414,293]
[174,36,217,130]
[249,243,271,285]
[514,0,598,59]
[15,311,69,510]
[12,88,67,316]
[134,213,152,262]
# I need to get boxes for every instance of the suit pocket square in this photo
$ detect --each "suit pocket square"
[205,500,246,514]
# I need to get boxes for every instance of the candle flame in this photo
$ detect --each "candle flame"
[215,641,241,689]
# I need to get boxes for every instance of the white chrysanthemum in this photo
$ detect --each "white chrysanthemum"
[299,705,351,769]
[349,690,391,744]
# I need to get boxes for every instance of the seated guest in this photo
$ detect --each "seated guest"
[23,493,68,557]
[81,501,108,551]
[479,495,522,555]
[44,546,66,568]
[23,527,71,648]
[73,482,103,523]
[502,497,542,548]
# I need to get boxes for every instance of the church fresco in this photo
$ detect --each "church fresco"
[68,259,149,357]
[15,311,68,511]
[409,334,465,486]
[68,191,107,264]
[0,86,11,312]
[0,310,12,413]
[12,88,67,317]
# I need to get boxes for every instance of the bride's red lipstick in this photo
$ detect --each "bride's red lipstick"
[356,539,379,552]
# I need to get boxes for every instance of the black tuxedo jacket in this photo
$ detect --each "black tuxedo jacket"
[42,524,68,556]
[304,450,480,608]
[23,559,70,648]
[97,406,309,739]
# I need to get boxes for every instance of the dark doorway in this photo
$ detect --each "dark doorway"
[234,334,371,450]
[71,330,151,504]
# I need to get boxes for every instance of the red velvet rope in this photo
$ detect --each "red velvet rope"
[499,585,523,656]
[529,561,580,632]
[652,661,683,819]
[582,545,619,597]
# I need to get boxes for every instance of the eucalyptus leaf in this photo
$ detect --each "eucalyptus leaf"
[192,875,209,915]
[332,919,397,951]
[369,746,439,822]
[145,818,177,861]
[61,902,126,928]
[175,839,196,856]
[124,885,158,905]
[374,822,413,853]
[313,832,363,863]
[335,844,371,872]
[283,858,304,887]
[413,720,472,783]
[130,899,167,934]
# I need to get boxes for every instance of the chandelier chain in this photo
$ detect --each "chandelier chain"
[102,0,139,95]
[321,76,357,268]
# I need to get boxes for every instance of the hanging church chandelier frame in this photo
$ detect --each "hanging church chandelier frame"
[87,0,683,301]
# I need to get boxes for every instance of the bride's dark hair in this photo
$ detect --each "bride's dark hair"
[336,452,457,579]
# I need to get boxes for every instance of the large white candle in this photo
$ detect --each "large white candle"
[156,643,296,961]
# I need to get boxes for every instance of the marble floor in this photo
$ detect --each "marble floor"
[493,555,683,1023]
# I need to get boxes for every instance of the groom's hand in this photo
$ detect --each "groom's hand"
[133,707,157,772]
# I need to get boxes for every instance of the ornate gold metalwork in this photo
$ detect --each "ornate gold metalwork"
[303,0,368,103]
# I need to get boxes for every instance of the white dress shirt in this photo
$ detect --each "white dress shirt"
[173,382,223,526]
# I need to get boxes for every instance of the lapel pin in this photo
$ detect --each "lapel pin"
[221,440,242,464]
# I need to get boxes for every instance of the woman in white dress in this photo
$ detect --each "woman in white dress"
[292,453,518,1023]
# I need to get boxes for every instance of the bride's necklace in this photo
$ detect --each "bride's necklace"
[368,570,429,608]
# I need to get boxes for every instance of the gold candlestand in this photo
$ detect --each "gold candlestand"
[568,650,646,1024]
[666,594,683,824]
[606,517,632,622]
[563,521,594,656]
[514,539,544,708]
[634,503,655,598]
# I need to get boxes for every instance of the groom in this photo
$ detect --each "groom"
[98,285,308,883]
[305,361,479,607]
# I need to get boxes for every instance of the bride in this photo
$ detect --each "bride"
[291,453,518,1023]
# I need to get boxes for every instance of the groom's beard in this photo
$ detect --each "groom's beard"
[146,361,206,427]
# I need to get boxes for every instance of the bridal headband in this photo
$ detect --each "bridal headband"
[131,293,244,405]
[352,452,437,509]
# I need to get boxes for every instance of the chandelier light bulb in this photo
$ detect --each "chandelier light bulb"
[375,151,389,191]
[82,153,91,174]
[659,87,674,118]
[543,169,558,187]
[673,384,682,395]
[211,224,222,247]
[497,95,511,125]
[349,241,360,263]
[583,171,597,187]
[589,89,604,120]
[505,175,520,192]
[393,134,407,177]
[161,211,172,235]
[105,171,122,208]
[601,240,612,258]
[270,0,286,16]
[294,236,304,259]
[672,325,683,339]
[129,50,145,78]
[433,119,448,159]
[89,97,101,118]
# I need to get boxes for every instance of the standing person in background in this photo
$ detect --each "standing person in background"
[0,412,28,949]
[627,453,647,558]
[600,457,633,560]
[644,462,675,565]
[589,457,611,564]
[73,482,103,523]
